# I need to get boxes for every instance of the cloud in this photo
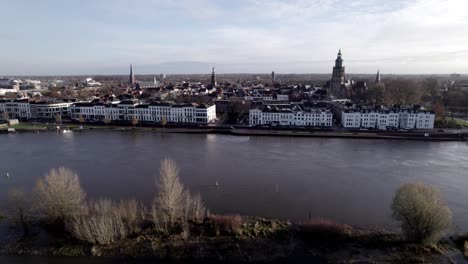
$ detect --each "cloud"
[1,0,468,74]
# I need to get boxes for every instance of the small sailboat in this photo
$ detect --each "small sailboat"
[5,172,10,180]
[215,181,219,188]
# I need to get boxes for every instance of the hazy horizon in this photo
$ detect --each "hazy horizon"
[1,0,468,75]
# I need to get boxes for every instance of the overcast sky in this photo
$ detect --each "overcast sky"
[1,0,467,75]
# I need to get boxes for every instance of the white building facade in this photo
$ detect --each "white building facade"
[341,107,434,129]
[30,102,74,119]
[249,104,333,127]
[0,99,32,119]
[70,101,217,124]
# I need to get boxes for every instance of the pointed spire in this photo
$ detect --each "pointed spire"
[129,64,135,85]
[211,66,217,87]
[375,69,381,84]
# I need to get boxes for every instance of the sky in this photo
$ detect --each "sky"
[1,0,468,75]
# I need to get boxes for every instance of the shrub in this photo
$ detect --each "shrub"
[392,182,452,245]
[66,199,135,245]
[299,218,352,241]
[182,191,206,223]
[115,199,140,233]
[209,214,243,236]
[66,214,127,245]
[34,167,86,222]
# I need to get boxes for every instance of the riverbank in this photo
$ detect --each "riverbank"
[2,122,467,141]
[0,217,464,263]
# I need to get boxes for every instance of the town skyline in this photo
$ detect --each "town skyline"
[1,0,468,75]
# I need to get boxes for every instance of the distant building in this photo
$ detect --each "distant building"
[0,99,31,119]
[0,78,20,93]
[0,99,73,120]
[129,64,135,85]
[249,103,333,127]
[70,100,217,124]
[271,71,275,84]
[82,78,101,87]
[328,50,369,99]
[331,49,346,96]
[210,67,217,87]
[244,94,289,102]
[30,101,74,119]
[375,70,381,84]
[339,105,435,130]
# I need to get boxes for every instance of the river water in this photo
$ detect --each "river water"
[1,131,468,230]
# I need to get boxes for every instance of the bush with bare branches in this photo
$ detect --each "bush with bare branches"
[392,182,452,245]
[66,213,127,245]
[66,199,139,245]
[209,214,243,236]
[34,167,86,222]
[115,199,140,233]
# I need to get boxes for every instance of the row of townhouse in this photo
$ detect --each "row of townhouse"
[341,107,435,130]
[0,99,217,124]
[0,99,73,120]
[69,100,217,124]
[244,94,289,102]
[249,104,333,127]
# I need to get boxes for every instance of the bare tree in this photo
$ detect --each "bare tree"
[2,111,9,121]
[54,113,62,125]
[160,117,167,128]
[103,117,112,126]
[78,115,85,125]
[385,79,422,105]
[131,116,139,127]
[34,167,86,222]
[153,159,185,227]
[151,159,206,233]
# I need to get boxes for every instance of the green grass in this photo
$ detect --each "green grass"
[10,123,47,130]
[454,119,468,127]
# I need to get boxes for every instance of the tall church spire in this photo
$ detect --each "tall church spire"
[129,64,135,85]
[375,70,381,84]
[210,67,217,87]
[331,49,346,98]
[335,49,343,68]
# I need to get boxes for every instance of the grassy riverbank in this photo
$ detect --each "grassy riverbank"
[0,217,463,263]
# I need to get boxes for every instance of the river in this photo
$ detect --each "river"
[1,131,468,230]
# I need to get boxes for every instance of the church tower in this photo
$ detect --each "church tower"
[129,64,135,85]
[210,67,217,87]
[331,49,345,97]
[375,70,381,84]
